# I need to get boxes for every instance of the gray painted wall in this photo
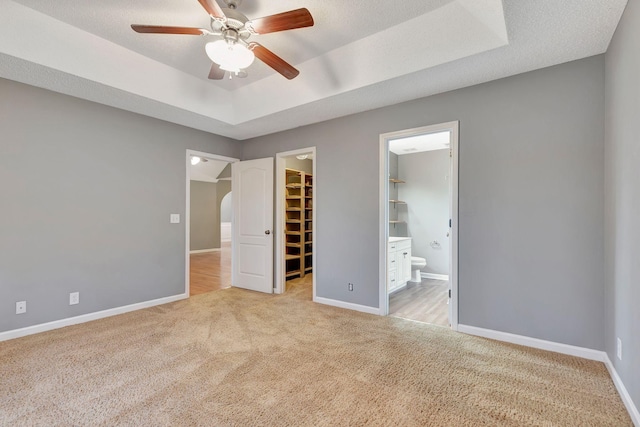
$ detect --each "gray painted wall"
[216,180,231,237]
[398,149,450,276]
[605,0,640,410]
[242,56,605,350]
[0,78,240,333]
[190,180,231,251]
[218,163,231,179]
[220,191,232,223]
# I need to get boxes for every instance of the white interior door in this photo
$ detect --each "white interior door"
[232,158,274,293]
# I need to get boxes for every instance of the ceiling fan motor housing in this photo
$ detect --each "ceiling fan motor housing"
[221,8,248,30]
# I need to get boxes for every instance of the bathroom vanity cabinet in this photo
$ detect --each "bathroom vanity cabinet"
[388,237,412,293]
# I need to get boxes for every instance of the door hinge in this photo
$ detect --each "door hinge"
[449,289,451,298]
[449,219,452,228]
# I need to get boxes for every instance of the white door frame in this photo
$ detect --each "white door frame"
[378,122,459,330]
[185,149,239,296]
[275,147,316,299]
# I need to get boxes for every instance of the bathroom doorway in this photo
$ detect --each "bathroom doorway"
[379,122,459,329]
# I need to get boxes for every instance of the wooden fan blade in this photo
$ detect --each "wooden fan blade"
[250,43,299,80]
[247,8,313,35]
[197,0,226,20]
[208,63,225,80]
[131,25,209,35]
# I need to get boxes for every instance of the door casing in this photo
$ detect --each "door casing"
[274,147,317,298]
[185,149,239,296]
[378,122,459,329]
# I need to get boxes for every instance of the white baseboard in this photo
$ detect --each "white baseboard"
[0,293,188,343]
[313,296,380,315]
[603,355,640,426]
[458,324,639,424]
[457,324,606,361]
[189,248,221,254]
[421,272,449,281]
[389,282,409,294]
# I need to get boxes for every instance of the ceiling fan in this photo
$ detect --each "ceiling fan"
[131,0,314,80]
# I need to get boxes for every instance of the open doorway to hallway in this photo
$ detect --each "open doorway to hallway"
[187,152,235,296]
[380,122,459,329]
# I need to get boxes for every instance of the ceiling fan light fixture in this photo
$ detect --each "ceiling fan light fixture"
[191,156,201,165]
[205,40,255,72]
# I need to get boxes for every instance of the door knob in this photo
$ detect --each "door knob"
[265,230,271,235]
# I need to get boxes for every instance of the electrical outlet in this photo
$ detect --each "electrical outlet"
[348,283,354,291]
[69,292,80,305]
[16,301,26,314]
[617,338,622,360]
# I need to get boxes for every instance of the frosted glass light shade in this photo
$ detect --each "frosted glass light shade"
[205,40,255,72]
[190,156,201,166]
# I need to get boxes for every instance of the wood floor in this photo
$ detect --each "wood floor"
[190,244,311,296]
[389,279,449,327]
[189,242,232,296]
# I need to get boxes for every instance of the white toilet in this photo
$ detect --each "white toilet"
[410,256,427,283]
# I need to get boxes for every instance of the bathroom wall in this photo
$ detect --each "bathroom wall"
[398,149,450,276]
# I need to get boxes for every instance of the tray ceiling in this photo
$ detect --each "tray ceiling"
[0,0,628,139]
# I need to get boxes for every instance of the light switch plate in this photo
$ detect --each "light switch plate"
[170,214,180,224]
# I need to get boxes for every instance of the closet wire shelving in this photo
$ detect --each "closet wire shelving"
[285,168,313,280]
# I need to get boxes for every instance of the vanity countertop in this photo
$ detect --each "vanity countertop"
[389,236,411,243]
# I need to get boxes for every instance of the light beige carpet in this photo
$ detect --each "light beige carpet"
[0,282,632,426]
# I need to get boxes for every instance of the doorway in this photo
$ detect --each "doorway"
[379,122,459,329]
[275,148,316,297]
[185,150,238,296]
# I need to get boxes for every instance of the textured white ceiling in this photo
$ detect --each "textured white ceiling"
[190,157,230,183]
[390,132,451,155]
[10,0,452,89]
[0,0,628,139]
